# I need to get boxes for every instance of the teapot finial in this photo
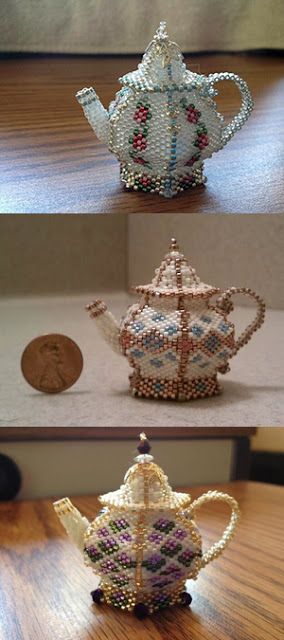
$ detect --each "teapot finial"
[137,432,151,455]
[170,237,179,252]
[155,21,169,41]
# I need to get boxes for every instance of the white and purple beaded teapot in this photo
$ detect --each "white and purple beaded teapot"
[76,22,253,198]
[54,434,240,618]
[86,239,265,401]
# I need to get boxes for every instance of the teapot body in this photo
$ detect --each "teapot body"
[84,505,202,612]
[119,295,235,400]
[77,23,253,197]
[109,83,223,197]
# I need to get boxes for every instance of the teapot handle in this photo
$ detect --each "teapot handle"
[187,491,240,568]
[215,287,265,354]
[208,72,253,147]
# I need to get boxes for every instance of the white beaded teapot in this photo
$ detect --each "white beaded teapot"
[54,434,240,618]
[86,239,265,401]
[76,22,253,198]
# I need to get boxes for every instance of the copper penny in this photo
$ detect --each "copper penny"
[21,334,83,393]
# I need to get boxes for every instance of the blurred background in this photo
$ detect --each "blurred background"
[1,0,283,54]
[0,428,283,501]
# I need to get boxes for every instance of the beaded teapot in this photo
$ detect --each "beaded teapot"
[76,22,253,198]
[86,239,265,401]
[54,434,240,618]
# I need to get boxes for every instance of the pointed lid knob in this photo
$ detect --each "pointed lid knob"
[134,239,220,299]
[119,22,206,93]
[99,434,191,510]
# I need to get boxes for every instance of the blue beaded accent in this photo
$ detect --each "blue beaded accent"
[218,321,231,334]
[190,324,204,337]
[150,358,164,368]
[143,335,164,350]
[132,321,145,333]
[164,325,178,336]
[165,352,176,362]
[204,334,221,353]
[218,349,229,360]
[131,349,144,358]
[200,315,212,324]
[152,312,166,322]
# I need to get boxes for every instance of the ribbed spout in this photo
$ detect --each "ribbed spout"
[76,87,109,144]
[53,498,90,551]
[86,299,122,355]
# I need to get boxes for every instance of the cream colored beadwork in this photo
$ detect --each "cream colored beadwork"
[76,22,253,198]
[53,441,240,615]
[86,239,265,401]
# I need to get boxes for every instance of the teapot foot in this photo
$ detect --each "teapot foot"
[133,603,149,620]
[130,373,221,401]
[180,591,193,607]
[120,163,206,198]
[91,588,104,604]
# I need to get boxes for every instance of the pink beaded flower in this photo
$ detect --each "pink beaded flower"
[186,104,201,124]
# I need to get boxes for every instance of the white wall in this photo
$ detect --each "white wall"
[128,214,284,309]
[0,439,233,499]
[1,214,284,308]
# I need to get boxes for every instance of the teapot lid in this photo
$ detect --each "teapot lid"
[100,433,191,511]
[134,238,220,299]
[120,22,209,94]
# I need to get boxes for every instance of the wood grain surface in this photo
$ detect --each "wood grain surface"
[0,54,283,214]
[0,481,283,640]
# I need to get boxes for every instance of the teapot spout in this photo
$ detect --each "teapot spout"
[53,498,90,551]
[86,299,122,355]
[76,87,109,144]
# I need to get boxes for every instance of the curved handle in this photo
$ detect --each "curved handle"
[216,287,265,354]
[208,72,253,147]
[187,491,240,568]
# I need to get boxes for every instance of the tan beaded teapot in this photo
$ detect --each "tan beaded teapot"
[54,434,240,618]
[86,239,265,401]
[76,22,253,198]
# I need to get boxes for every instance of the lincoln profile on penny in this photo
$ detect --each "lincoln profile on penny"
[54,434,240,618]
[85,238,265,401]
[38,340,67,392]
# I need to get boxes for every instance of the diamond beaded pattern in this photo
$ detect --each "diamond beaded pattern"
[54,438,240,616]
[120,240,235,400]
[77,21,253,198]
[84,509,201,597]
[83,454,202,612]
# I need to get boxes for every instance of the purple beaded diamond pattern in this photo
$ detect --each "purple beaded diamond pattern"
[84,508,202,596]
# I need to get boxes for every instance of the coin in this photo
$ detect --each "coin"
[21,334,83,393]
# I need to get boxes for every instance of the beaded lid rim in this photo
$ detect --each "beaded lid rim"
[119,22,210,95]
[99,434,192,511]
[133,238,219,298]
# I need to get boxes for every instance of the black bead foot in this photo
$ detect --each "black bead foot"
[133,603,149,619]
[180,591,192,606]
[91,588,104,604]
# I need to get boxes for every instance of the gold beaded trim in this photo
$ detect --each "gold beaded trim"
[186,490,240,567]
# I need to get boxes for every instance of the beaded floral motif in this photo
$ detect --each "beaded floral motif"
[180,98,209,167]
[129,101,152,169]
[77,22,253,197]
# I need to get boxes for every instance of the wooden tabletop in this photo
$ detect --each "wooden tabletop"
[0,53,283,214]
[1,481,283,640]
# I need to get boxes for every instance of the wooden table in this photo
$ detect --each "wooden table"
[1,481,283,640]
[0,54,283,214]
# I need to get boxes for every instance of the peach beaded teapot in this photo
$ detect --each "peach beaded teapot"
[76,22,253,198]
[54,434,240,618]
[86,239,265,401]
